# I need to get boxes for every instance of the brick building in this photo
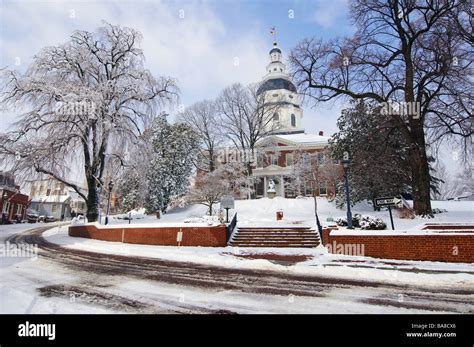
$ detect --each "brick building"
[0,172,29,223]
[216,41,343,199]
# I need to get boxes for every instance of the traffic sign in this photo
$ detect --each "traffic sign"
[374,196,402,208]
[375,196,402,230]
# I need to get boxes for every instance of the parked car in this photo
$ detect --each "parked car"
[26,209,40,223]
[44,215,56,223]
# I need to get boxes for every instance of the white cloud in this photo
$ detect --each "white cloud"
[0,0,268,124]
[310,0,349,29]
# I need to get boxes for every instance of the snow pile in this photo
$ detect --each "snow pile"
[113,208,147,220]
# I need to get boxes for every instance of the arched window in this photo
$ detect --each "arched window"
[291,114,296,127]
[273,113,279,121]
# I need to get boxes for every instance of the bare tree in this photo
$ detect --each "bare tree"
[287,151,324,235]
[215,83,282,177]
[431,160,457,200]
[0,22,178,221]
[177,100,222,172]
[187,170,230,216]
[290,0,472,216]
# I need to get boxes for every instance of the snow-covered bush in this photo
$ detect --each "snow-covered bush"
[359,215,387,230]
[336,213,386,230]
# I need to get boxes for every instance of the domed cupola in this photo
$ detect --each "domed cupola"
[258,41,304,135]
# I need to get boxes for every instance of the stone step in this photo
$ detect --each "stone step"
[237,229,312,232]
[229,226,320,248]
[232,236,320,240]
[229,243,319,248]
[235,231,316,234]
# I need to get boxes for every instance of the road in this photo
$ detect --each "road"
[1,224,473,314]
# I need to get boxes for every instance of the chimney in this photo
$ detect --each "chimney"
[319,131,324,136]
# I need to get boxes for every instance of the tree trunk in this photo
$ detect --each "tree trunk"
[86,176,99,222]
[410,145,432,217]
[404,51,432,217]
[408,119,432,216]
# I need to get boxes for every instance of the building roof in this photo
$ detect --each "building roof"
[256,132,331,148]
[257,78,297,95]
[31,195,71,204]
[269,47,281,54]
[275,133,331,144]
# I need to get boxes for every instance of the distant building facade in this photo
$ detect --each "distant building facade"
[28,178,87,220]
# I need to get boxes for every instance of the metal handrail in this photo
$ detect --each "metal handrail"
[226,213,237,243]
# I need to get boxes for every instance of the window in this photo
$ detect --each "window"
[291,114,296,127]
[16,204,22,215]
[52,204,57,213]
[273,113,279,121]
[285,153,294,167]
[2,201,9,214]
[272,93,278,98]
[255,178,264,197]
[256,153,264,168]
[301,153,311,165]
[271,154,279,166]
[319,182,327,196]
[318,152,325,165]
[46,189,51,196]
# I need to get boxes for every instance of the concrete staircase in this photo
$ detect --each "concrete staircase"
[229,226,320,248]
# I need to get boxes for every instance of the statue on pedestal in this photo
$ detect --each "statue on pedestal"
[268,179,276,192]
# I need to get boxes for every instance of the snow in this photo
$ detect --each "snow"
[44,226,474,288]
[83,196,473,233]
[331,230,473,236]
[1,216,473,314]
[46,197,473,288]
[273,133,331,144]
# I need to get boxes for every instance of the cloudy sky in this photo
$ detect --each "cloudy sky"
[0,0,353,135]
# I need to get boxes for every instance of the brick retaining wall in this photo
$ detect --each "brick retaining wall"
[321,227,474,263]
[69,224,227,247]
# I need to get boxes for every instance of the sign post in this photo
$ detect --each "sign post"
[374,196,402,230]
[220,195,235,223]
[176,228,183,247]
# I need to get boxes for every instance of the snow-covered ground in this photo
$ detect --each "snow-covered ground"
[101,197,473,231]
[0,198,472,314]
[44,226,474,287]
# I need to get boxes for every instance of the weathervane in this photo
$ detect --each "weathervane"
[270,26,276,44]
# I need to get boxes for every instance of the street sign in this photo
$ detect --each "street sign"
[375,196,402,230]
[374,196,402,208]
[220,195,234,209]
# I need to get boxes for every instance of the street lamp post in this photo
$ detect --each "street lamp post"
[1,191,8,224]
[105,180,114,225]
[342,153,353,229]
